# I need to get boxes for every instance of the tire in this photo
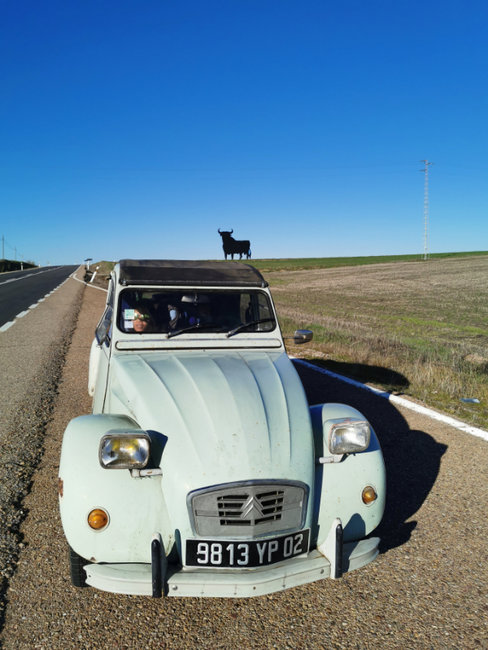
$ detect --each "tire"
[69,546,91,588]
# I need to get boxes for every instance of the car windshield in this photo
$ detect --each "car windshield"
[117,289,276,335]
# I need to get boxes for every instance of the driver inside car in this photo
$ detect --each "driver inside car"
[121,301,154,333]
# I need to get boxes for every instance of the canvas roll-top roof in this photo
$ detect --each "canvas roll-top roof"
[118,259,268,288]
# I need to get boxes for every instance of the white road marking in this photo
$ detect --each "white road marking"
[71,270,108,292]
[0,267,58,286]
[0,277,70,333]
[293,357,488,442]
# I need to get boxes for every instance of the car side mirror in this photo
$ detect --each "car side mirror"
[95,307,113,346]
[96,328,109,346]
[293,329,313,344]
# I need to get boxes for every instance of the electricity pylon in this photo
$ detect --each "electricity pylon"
[420,160,433,260]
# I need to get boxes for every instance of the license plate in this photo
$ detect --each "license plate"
[185,529,310,568]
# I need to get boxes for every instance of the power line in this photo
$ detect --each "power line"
[1,234,26,261]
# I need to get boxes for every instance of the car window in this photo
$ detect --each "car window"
[117,289,276,335]
[95,279,114,345]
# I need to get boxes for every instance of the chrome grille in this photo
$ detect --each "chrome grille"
[189,481,308,538]
[217,490,284,526]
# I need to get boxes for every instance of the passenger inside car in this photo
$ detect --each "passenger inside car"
[117,289,275,335]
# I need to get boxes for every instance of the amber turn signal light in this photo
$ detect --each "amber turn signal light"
[87,508,109,530]
[362,486,377,505]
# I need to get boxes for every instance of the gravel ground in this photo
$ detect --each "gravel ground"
[0,274,84,628]
[1,278,487,648]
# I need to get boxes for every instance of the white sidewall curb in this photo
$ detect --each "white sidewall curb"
[293,358,488,442]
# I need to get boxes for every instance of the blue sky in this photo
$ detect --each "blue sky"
[1,0,487,265]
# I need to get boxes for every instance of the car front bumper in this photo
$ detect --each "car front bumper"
[84,536,380,598]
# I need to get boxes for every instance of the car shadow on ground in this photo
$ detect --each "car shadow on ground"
[294,359,447,553]
[309,358,410,393]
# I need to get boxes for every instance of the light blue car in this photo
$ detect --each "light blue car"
[58,259,386,597]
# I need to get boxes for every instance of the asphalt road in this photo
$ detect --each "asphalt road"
[0,276,487,649]
[0,265,78,328]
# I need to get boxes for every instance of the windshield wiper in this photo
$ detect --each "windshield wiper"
[167,322,225,339]
[226,318,275,338]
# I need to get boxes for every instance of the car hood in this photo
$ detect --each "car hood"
[107,350,314,535]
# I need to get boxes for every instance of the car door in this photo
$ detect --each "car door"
[90,278,114,413]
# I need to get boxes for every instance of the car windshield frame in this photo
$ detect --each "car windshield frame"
[116,288,277,336]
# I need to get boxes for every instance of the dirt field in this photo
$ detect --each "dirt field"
[268,255,488,429]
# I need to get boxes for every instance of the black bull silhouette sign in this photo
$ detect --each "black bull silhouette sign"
[218,229,252,260]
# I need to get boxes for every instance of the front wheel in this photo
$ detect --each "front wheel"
[69,546,91,588]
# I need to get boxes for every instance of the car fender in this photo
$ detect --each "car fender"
[310,403,386,545]
[59,414,171,563]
